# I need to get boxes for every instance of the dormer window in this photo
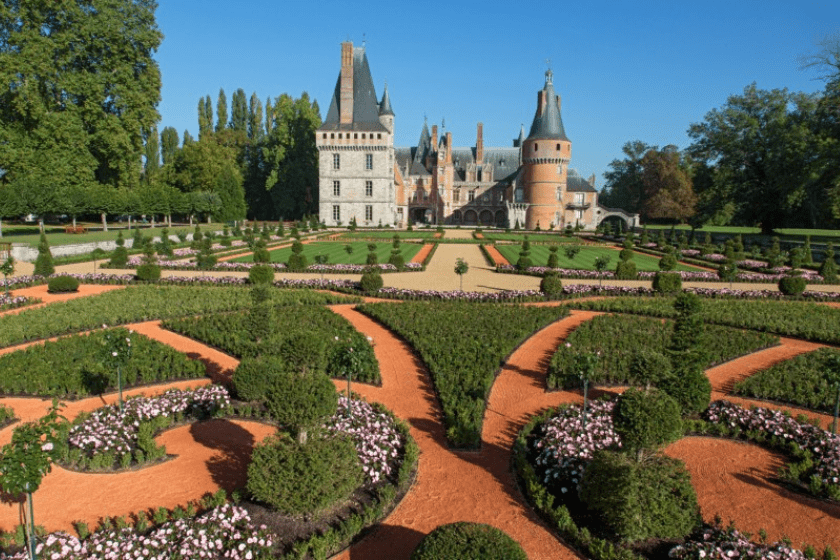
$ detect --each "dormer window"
[556,143,561,150]
[534,143,538,151]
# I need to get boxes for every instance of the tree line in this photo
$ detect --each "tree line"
[0,1,320,233]
[599,36,840,234]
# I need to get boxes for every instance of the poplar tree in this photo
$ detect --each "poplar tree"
[160,126,180,165]
[143,127,161,184]
[231,88,248,133]
[216,89,228,133]
[248,93,264,141]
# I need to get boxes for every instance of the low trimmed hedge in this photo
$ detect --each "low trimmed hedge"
[47,274,80,293]
[0,328,205,397]
[411,522,527,560]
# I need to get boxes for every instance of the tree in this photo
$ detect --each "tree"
[599,140,655,214]
[231,88,248,133]
[688,84,821,233]
[640,147,697,222]
[160,126,180,166]
[454,258,469,291]
[216,88,228,133]
[143,126,161,185]
[1,0,162,226]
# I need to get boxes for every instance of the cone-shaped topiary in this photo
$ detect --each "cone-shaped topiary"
[540,273,563,297]
[109,231,129,267]
[33,233,54,276]
[360,267,383,295]
[411,523,527,560]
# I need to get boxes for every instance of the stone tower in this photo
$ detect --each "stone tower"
[521,69,571,230]
[316,42,396,227]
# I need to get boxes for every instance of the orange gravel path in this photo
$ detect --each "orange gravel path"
[483,244,510,266]
[409,243,434,264]
[2,284,126,318]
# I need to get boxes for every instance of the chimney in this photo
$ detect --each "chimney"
[537,90,546,117]
[431,125,438,154]
[476,122,484,164]
[340,42,354,125]
[445,132,453,164]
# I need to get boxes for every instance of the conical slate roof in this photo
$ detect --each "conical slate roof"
[527,69,569,141]
[379,83,394,116]
[321,46,387,131]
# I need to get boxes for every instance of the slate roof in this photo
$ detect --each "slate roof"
[379,84,394,116]
[566,169,597,192]
[527,70,570,142]
[321,46,388,132]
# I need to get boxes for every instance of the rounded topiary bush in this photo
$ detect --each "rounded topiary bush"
[366,251,379,265]
[614,261,637,280]
[630,349,672,388]
[47,275,79,293]
[388,251,405,269]
[233,355,288,403]
[547,251,559,269]
[276,332,328,375]
[266,370,338,441]
[778,275,806,296]
[658,363,712,416]
[411,522,527,560]
[613,387,683,453]
[658,252,678,271]
[652,271,682,294]
[252,239,270,263]
[578,450,701,543]
[246,433,363,516]
[287,253,308,271]
[248,264,275,285]
[135,263,161,282]
[540,273,563,297]
[360,268,383,295]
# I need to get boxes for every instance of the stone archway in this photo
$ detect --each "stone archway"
[452,210,462,224]
[463,209,478,225]
[479,209,493,225]
[494,210,506,227]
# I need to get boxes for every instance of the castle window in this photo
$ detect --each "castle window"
[556,143,561,150]
[365,205,373,221]
[557,187,562,201]
[468,190,475,202]
[454,189,460,202]
[575,192,584,205]
[333,153,340,170]
[330,133,335,139]
[339,133,343,139]
[322,133,326,139]
[365,154,373,170]
[534,143,538,151]
[377,133,382,139]
[354,133,358,139]
[332,205,340,222]
[362,133,366,139]
[333,181,340,197]
[365,181,373,197]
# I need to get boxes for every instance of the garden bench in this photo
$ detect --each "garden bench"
[64,225,87,234]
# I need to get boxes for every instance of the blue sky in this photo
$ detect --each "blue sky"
[155,0,838,188]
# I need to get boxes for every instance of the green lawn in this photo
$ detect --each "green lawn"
[229,241,424,265]
[494,244,706,272]
[0,223,226,248]
[482,232,581,243]
[642,224,840,239]
[340,231,439,240]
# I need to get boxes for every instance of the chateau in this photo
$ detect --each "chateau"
[317,42,636,230]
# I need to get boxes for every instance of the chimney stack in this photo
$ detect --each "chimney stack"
[476,122,484,164]
[445,132,453,164]
[340,42,354,124]
[431,124,438,155]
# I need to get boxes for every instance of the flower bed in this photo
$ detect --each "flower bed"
[669,522,813,559]
[0,294,32,312]
[0,503,274,560]
[702,400,840,499]
[61,385,230,471]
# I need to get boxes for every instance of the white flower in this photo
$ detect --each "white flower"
[41,442,53,451]
[112,351,118,357]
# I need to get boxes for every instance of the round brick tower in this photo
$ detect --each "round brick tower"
[522,70,571,230]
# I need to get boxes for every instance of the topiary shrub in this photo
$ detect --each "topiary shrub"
[109,232,129,267]
[612,387,683,453]
[411,522,527,560]
[246,433,362,516]
[248,264,275,285]
[614,261,637,280]
[232,355,288,403]
[547,245,559,268]
[360,267,383,295]
[819,243,838,283]
[652,271,682,295]
[47,275,80,293]
[33,233,54,277]
[287,240,308,271]
[658,366,711,416]
[252,239,270,263]
[778,275,806,296]
[540,273,563,297]
[135,263,161,282]
[388,250,405,269]
[277,332,328,375]
[266,370,338,443]
[578,450,701,543]
[630,349,672,389]
[658,251,678,271]
[366,251,379,265]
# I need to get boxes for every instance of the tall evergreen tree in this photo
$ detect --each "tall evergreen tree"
[183,130,195,145]
[143,127,161,185]
[216,89,228,133]
[265,98,274,134]
[160,126,180,165]
[203,95,214,137]
[198,97,209,137]
[248,93,264,141]
[231,88,248,133]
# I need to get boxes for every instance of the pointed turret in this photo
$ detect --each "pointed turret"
[379,83,394,116]
[527,69,569,141]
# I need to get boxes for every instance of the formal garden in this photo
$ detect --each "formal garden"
[1,229,840,559]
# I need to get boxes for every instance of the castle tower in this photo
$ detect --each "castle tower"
[521,69,571,230]
[316,42,396,227]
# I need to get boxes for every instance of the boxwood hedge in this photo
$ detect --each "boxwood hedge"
[358,301,569,448]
